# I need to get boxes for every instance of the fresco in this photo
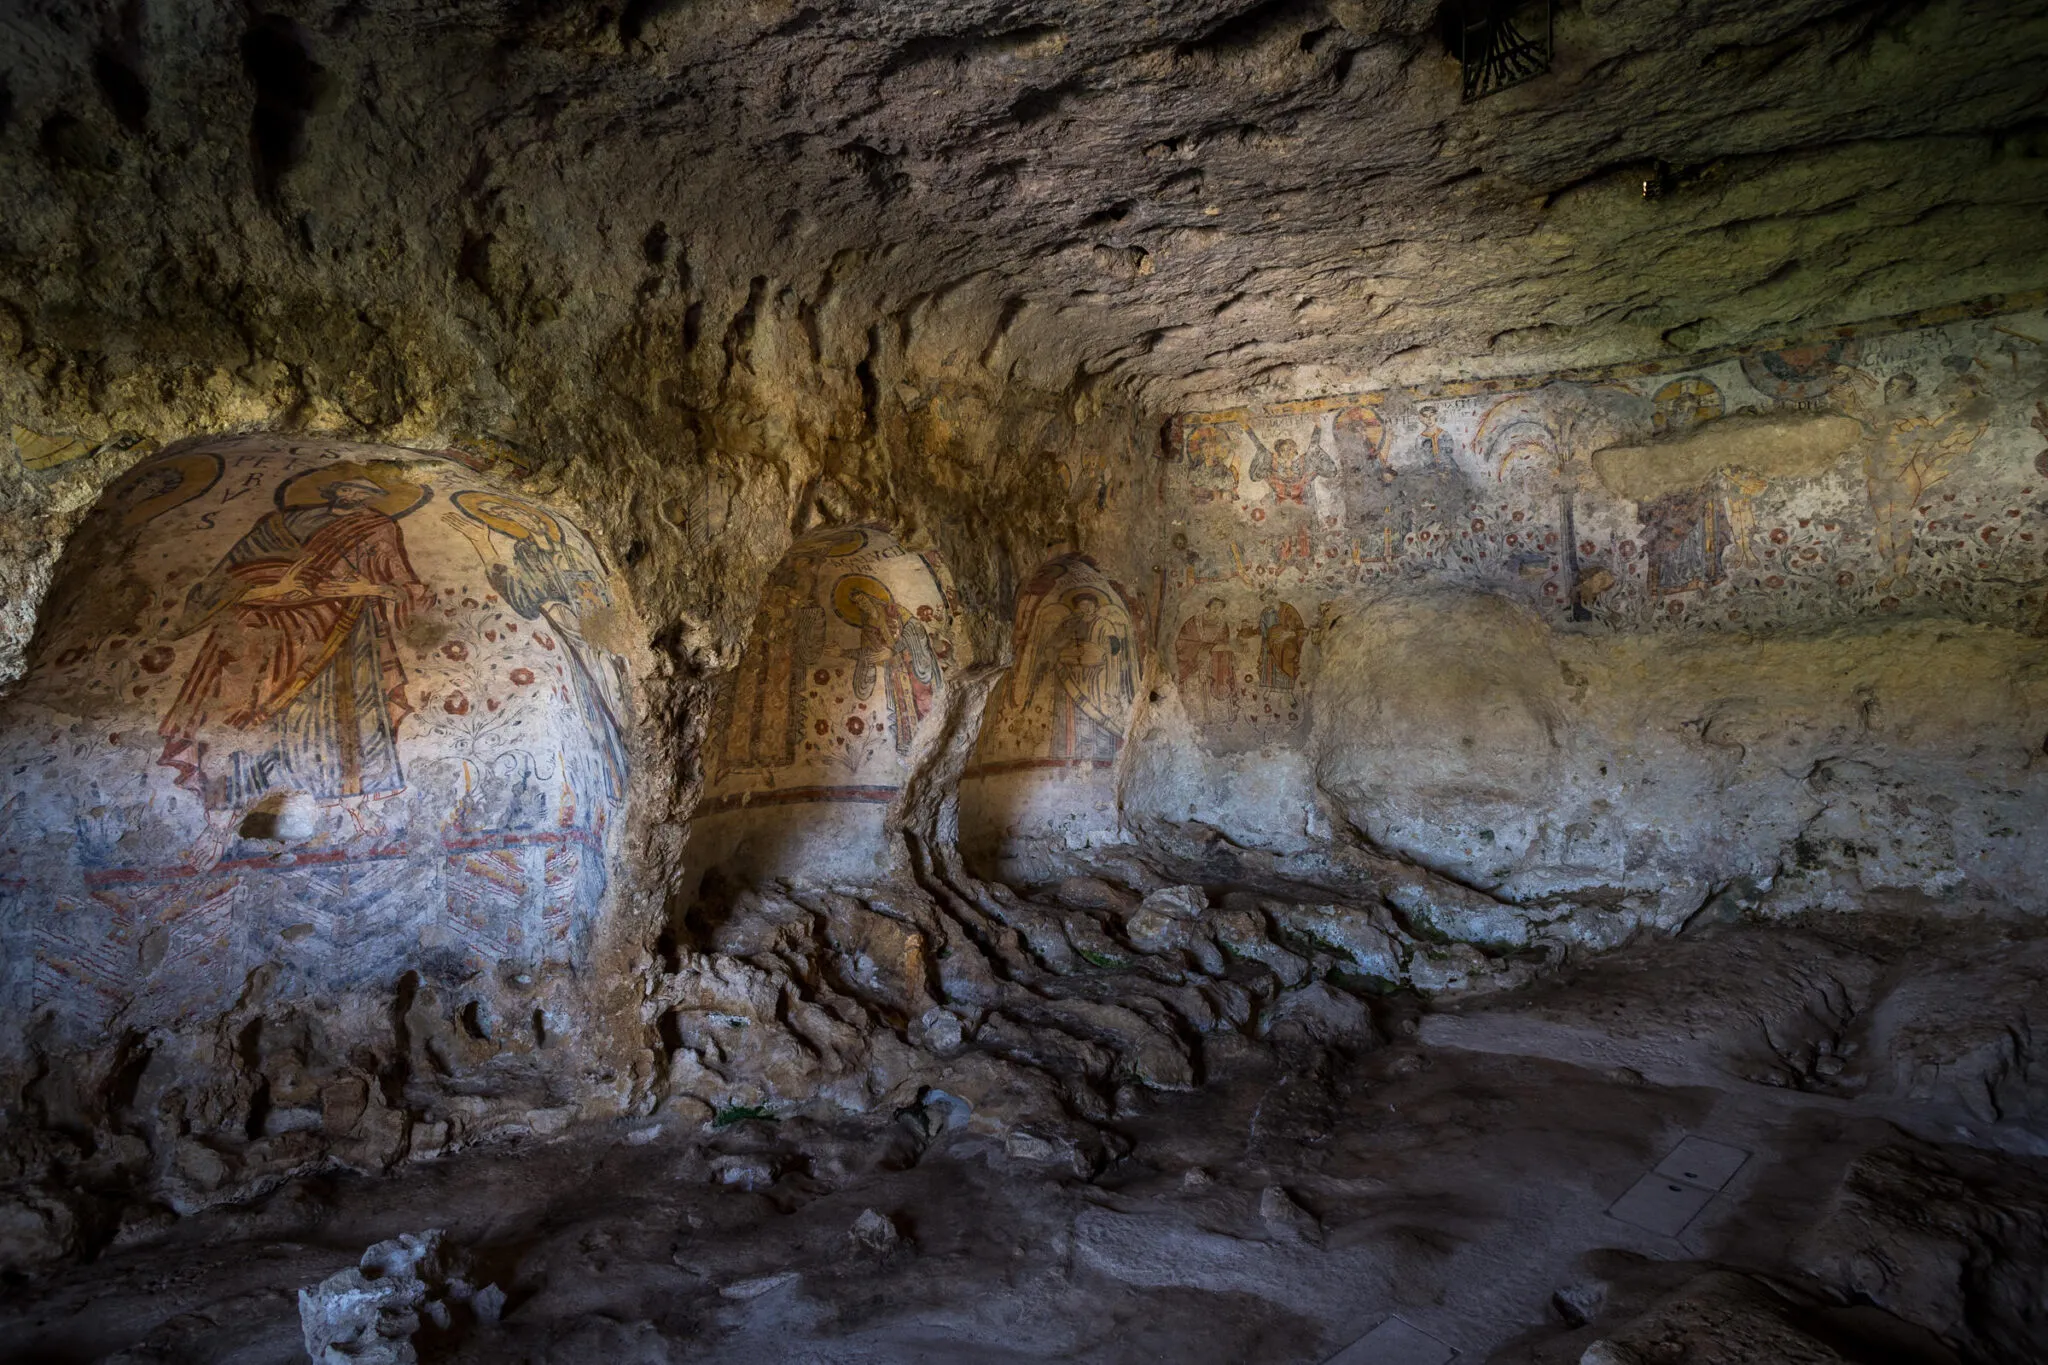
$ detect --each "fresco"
[968,556,1140,774]
[0,437,634,1043]
[1153,299,2048,747]
[703,525,956,812]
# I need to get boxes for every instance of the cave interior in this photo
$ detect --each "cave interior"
[2,2,2048,1362]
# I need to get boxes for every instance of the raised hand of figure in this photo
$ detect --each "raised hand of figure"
[443,511,496,566]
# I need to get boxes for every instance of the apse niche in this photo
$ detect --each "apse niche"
[689,524,963,886]
[958,554,1144,882]
[0,436,636,1064]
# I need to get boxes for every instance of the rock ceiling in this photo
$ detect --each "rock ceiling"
[5,0,2047,425]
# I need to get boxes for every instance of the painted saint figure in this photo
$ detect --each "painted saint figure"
[1836,369,1991,587]
[719,559,825,775]
[1256,601,1306,690]
[446,493,631,804]
[1028,590,1134,760]
[837,575,940,755]
[159,463,434,870]
[1174,597,1237,727]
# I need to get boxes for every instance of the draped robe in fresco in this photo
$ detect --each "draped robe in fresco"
[1038,602,1132,760]
[846,591,939,756]
[158,502,423,811]
[484,537,631,804]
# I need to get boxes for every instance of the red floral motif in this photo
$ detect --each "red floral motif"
[814,718,829,735]
[536,634,556,650]
[1764,575,1785,588]
[442,641,469,662]
[139,645,176,674]
[509,667,535,685]
[813,668,831,686]
[846,716,865,735]
[444,691,471,715]
[1769,528,1789,544]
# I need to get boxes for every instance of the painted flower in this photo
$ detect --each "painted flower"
[814,718,829,735]
[444,691,471,715]
[509,667,535,686]
[814,668,832,686]
[442,642,470,662]
[139,645,176,674]
[1764,575,1785,588]
[1836,571,1855,587]
[1879,596,1902,611]
[537,634,556,651]
[1471,519,1486,532]
[846,716,865,735]
[1769,528,1789,544]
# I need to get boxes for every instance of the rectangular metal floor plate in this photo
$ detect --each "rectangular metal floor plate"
[1653,1136,1749,1192]
[1608,1171,1718,1237]
[1325,1314,1457,1365]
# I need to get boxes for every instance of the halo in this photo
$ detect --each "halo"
[108,450,223,528]
[801,526,870,559]
[1061,587,1105,611]
[451,488,563,544]
[832,573,892,624]
[277,460,432,519]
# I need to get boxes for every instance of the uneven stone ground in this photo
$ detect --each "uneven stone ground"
[5,915,2042,1365]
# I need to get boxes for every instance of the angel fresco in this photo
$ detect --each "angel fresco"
[158,462,434,870]
[1022,589,1133,761]
[1245,425,1338,504]
[835,575,940,755]
[1835,369,1993,587]
[445,492,630,803]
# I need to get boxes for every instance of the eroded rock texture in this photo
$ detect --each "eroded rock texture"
[0,5,2046,1351]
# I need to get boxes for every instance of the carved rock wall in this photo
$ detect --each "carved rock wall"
[0,435,651,1216]
[1103,303,2048,926]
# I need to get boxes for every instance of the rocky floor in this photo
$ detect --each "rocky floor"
[4,915,2044,1365]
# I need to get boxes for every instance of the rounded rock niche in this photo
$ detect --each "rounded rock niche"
[959,554,1143,881]
[690,524,961,885]
[0,435,636,1057]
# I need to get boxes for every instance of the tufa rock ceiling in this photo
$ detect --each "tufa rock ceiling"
[1,0,2045,433]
